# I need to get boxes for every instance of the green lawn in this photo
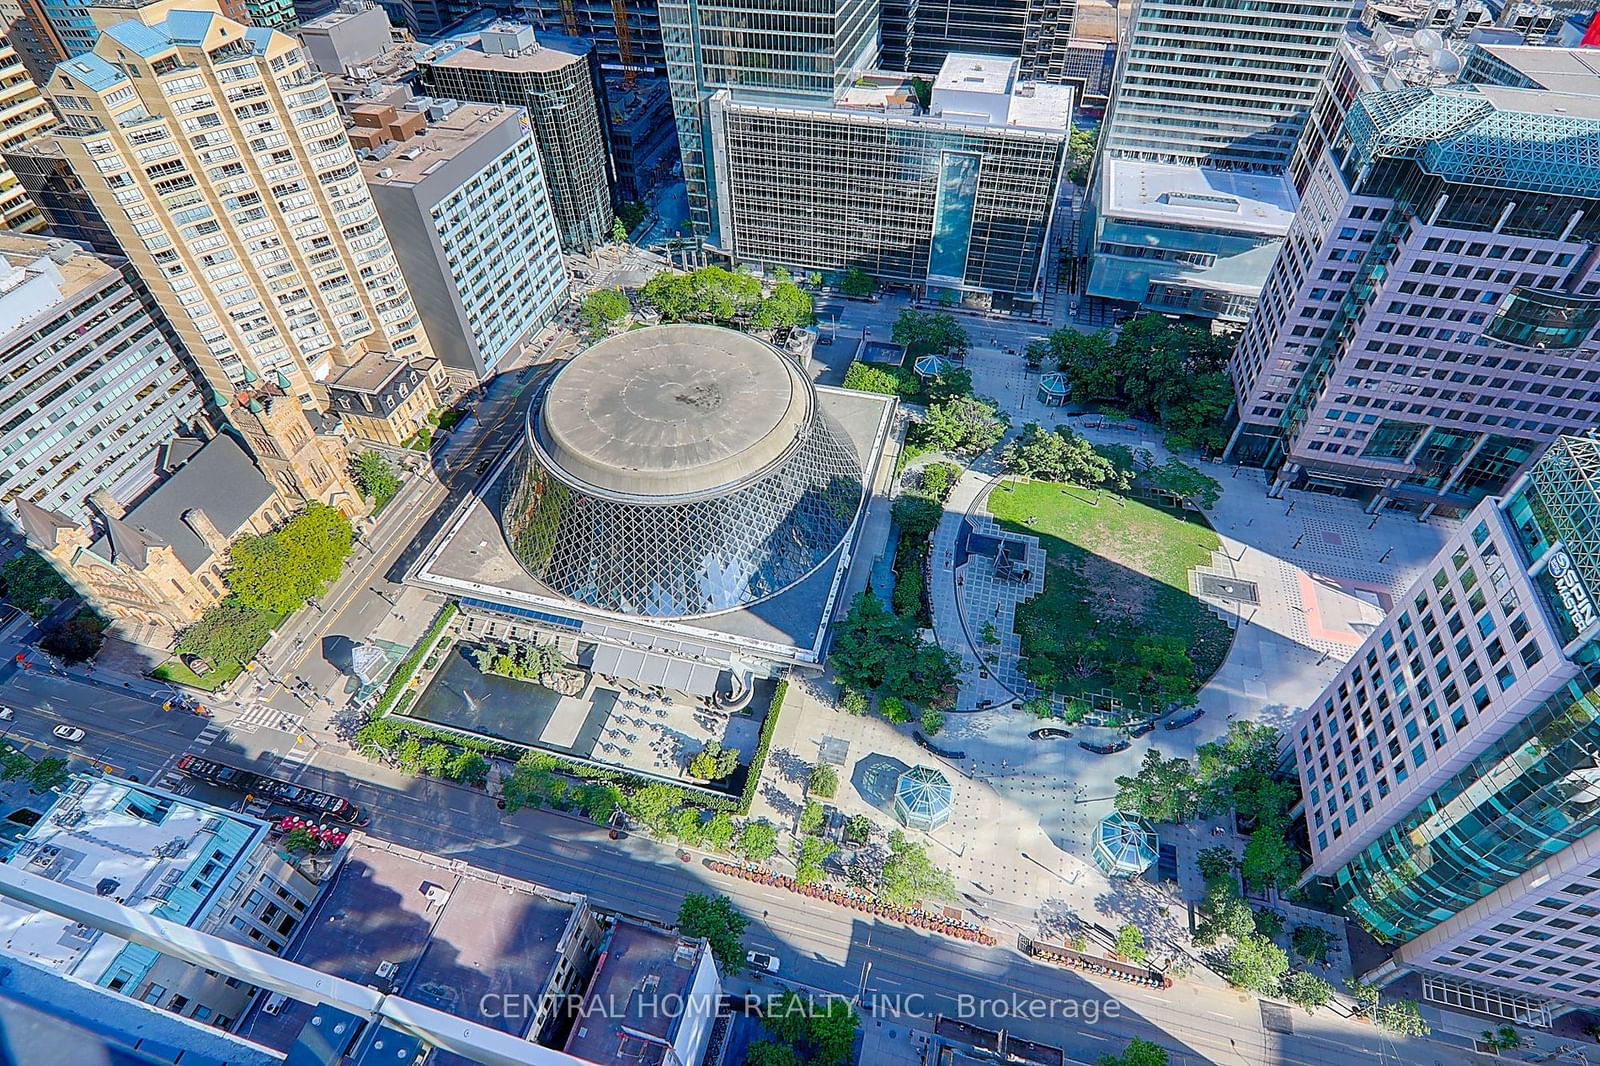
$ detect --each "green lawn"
[989,479,1233,713]
[151,658,243,692]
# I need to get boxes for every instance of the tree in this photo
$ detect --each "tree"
[745,1042,804,1066]
[1067,127,1097,185]
[351,450,401,507]
[794,835,835,886]
[176,602,278,670]
[625,783,683,831]
[687,741,740,781]
[27,756,69,793]
[892,309,970,360]
[672,807,705,846]
[1196,721,1287,820]
[227,504,351,615]
[677,893,748,974]
[838,267,876,297]
[1375,999,1429,1037]
[1346,978,1382,1017]
[1220,933,1289,995]
[447,751,489,786]
[1098,1038,1168,1066]
[830,589,904,694]
[1253,907,1285,939]
[1114,924,1147,963]
[924,367,973,405]
[1194,880,1255,947]
[579,288,630,336]
[1163,371,1235,455]
[1002,423,1122,486]
[641,270,698,321]
[879,830,954,907]
[798,800,825,835]
[921,707,945,735]
[912,395,1008,456]
[1241,815,1302,891]
[610,216,629,243]
[915,461,960,502]
[806,999,861,1066]
[1,550,73,618]
[842,361,914,396]
[739,821,779,864]
[808,764,838,799]
[882,638,959,709]
[1197,846,1236,885]
[753,281,815,329]
[704,811,737,850]
[1290,924,1332,964]
[1282,971,1333,1014]
[0,750,34,782]
[1480,1025,1525,1051]
[1142,458,1222,509]
[1047,328,1115,401]
[1114,749,1200,823]
[39,611,104,663]
[891,495,943,540]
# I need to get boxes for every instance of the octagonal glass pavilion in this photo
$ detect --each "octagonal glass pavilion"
[894,765,953,831]
[1093,811,1158,878]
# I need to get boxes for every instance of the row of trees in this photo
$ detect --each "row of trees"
[831,588,960,726]
[1026,315,1234,454]
[638,266,815,330]
[1000,428,1222,509]
[1114,721,1301,891]
[173,503,354,677]
[353,719,491,785]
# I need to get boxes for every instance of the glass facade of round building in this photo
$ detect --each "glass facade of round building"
[500,325,866,618]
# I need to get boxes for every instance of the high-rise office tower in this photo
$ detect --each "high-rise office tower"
[0,233,204,525]
[659,0,878,237]
[0,40,57,232]
[710,56,1071,311]
[45,0,441,498]
[1100,0,1353,173]
[1292,433,1600,1018]
[1084,0,1350,322]
[417,24,614,252]
[1225,57,1600,514]
[359,101,568,382]
[877,0,1079,83]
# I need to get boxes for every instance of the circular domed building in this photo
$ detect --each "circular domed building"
[501,324,866,618]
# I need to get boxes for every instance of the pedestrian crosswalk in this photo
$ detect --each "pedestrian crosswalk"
[229,705,305,735]
[279,741,314,774]
[194,723,224,749]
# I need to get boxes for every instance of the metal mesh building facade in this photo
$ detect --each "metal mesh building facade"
[501,325,865,618]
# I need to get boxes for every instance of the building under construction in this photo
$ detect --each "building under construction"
[516,0,664,72]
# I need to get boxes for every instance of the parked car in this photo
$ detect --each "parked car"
[0,706,14,721]
[746,951,780,974]
[53,725,85,743]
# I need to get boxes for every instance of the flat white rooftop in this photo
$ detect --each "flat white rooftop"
[934,53,1017,97]
[0,777,264,982]
[1099,157,1297,235]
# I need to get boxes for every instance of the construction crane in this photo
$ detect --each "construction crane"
[612,0,637,87]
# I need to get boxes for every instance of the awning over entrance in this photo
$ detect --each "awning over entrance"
[589,643,722,696]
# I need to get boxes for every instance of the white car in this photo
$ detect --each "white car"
[52,725,85,743]
[0,706,13,721]
[746,951,780,974]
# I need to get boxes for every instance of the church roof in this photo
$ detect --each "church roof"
[13,499,77,550]
[88,434,275,573]
[99,512,168,570]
